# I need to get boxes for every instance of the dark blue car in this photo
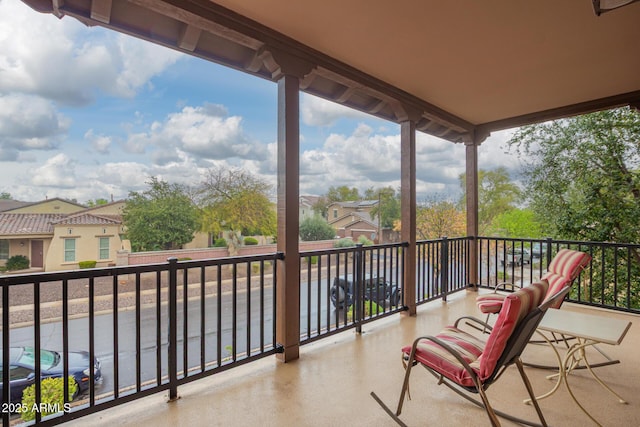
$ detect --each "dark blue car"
[0,346,102,404]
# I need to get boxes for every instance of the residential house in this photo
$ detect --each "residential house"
[0,198,126,271]
[327,200,379,242]
[299,195,320,222]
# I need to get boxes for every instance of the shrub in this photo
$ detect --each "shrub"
[6,255,29,271]
[78,260,97,269]
[21,376,76,421]
[299,216,335,241]
[333,238,355,248]
[213,238,227,247]
[244,237,259,245]
[357,235,373,246]
[347,300,382,321]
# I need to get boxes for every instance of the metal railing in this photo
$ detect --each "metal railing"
[416,236,471,304]
[477,237,640,313]
[0,252,281,426]
[299,242,407,344]
[3,235,638,426]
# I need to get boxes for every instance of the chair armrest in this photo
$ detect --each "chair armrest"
[453,315,493,332]
[405,335,481,386]
[493,281,518,292]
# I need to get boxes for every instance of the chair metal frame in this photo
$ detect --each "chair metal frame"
[373,286,571,427]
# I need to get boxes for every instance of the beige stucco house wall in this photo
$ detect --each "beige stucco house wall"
[0,199,126,272]
[182,231,211,249]
[8,198,86,214]
[46,221,123,271]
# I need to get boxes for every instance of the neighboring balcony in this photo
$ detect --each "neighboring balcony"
[1,237,638,426]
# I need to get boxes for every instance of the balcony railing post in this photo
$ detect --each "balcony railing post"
[355,243,364,333]
[441,237,449,301]
[167,257,179,401]
[2,283,9,427]
[545,237,553,266]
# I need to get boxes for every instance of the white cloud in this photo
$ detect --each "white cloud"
[84,130,112,154]
[30,153,77,188]
[124,103,268,162]
[478,129,522,174]
[0,94,69,159]
[0,0,182,106]
[299,123,402,195]
[301,94,370,127]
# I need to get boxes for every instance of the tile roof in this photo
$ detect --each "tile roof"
[0,200,30,212]
[52,213,121,225]
[328,200,378,209]
[0,212,122,236]
[0,214,66,235]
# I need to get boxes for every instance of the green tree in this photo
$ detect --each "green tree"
[198,167,276,249]
[509,107,640,244]
[0,192,11,199]
[488,208,543,238]
[86,198,109,207]
[459,167,521,235]
[509,107,640,308]
[416,196,466,239]
[366,186,400,228]
[326,185,361,202]
[299,216,336,241]
[123,177,199,251]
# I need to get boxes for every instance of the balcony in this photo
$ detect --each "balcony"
[61,291,638,427]
[1,238,638,426]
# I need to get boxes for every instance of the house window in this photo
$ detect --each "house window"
[0,240,8,260]
[99,237,109,260]
[64,238,76,262]
[333,209,338,219]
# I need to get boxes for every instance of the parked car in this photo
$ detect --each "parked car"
[500,248,531,266]
[0,346,102,404]
[330,274,401,309]
[531,243,547,258]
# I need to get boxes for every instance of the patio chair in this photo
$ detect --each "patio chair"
[371,281,570,427]
[476,248,591,321]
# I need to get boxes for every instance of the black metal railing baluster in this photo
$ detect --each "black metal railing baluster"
[34,281,41,423]
[183,265,189,378]
[167,257,178,401]
[89,276,96,406]
[112,274,119,399]
[136,272,141,392]
[200,266,206,372]
[156,271,162,386]
[246,261,252,357]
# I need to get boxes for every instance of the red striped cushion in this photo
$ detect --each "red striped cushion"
[402,327,484,387]
[404,281,548,387]
[476,295,507,314]
[541,249,590,308]
[546,249,591,281]
[480,280,548,380]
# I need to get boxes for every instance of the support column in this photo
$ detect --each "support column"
[464,130,487,290]
[269,48,314,362]
[276,74,300,362]
[400,119,417,316]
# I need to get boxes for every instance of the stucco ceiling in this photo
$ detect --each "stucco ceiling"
[22,0,640,142]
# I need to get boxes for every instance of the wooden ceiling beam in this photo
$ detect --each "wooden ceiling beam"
[90,0,112,24]
[178,24,201,51]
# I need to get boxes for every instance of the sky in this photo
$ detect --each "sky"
[0,0,522,205]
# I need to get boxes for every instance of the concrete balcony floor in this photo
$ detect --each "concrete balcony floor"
[67,291,640,427]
